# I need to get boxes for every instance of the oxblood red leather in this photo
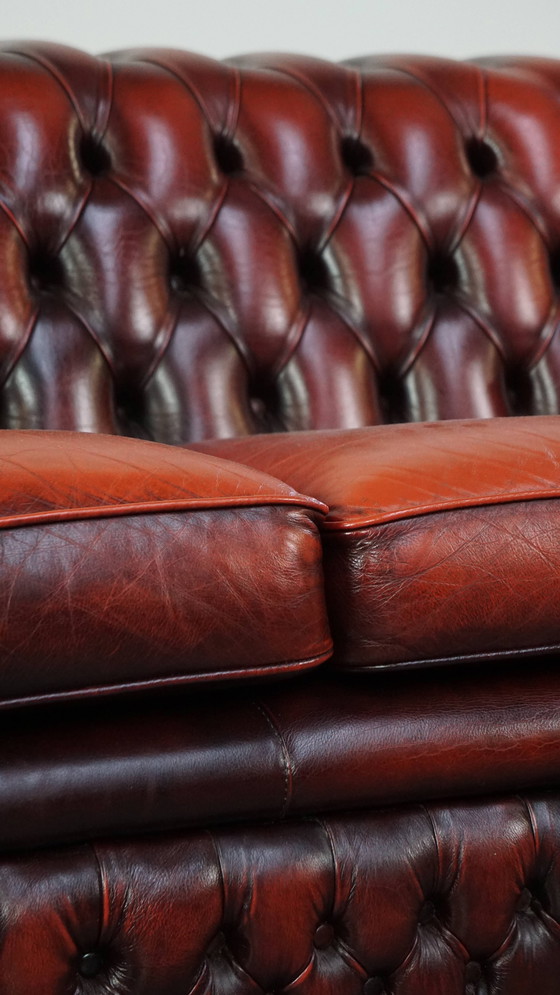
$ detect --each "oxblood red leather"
[0,663,559,851]
[2,43,560,995]
[0,430,330,706]
[197,416,560,668]
[1,46,560,439]
[1,795,559,994]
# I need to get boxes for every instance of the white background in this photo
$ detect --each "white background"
[2,0,560,61]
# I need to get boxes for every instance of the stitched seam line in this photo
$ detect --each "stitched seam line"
[254,699,293,817]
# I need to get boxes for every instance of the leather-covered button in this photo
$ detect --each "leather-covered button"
[213,133,244,175]
[465,136,498,178]
[427,253,459,294]
[465,961,482,983]
[419,899,437,924]
[516,887,532,912]
[79,133,111,176]
[313,922,335,948]
[363,978,386,995]
[78,951,104,977]
[340,134,374,175]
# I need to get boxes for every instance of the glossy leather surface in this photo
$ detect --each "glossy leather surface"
[1,794,560,994]
[0,429,326,526]
[3,43,560,994]
[0,663,560,850]
[0,431,330,705]
[1,46,560,439]
[198,417,560,668]
[195,416,560,529]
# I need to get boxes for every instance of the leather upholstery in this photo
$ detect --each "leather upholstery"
[3,42,560,993]
[1,663,560,851]
[197,416,560,668]
[1,794,560,994]
[0,430,330,706]
[1,45,560,440]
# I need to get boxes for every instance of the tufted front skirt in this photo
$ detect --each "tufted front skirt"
[1,663,560,993]
[2,794,560,994]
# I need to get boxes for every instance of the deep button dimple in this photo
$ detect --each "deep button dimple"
[516,886,533,913]
[340,134,374,175]
[206,930,227,956]
[465,961,482,984]
[28,248,64,295]
[213,133,244,175]
[313,922,335,949]
[419,899,437,924]
[250,395,267,421]
[229,932,251,962]
[516,885,545,914]
[378,367,406,423]
[78,951,105,978]
[79,133,111,176]
[249,379,279,430]
[465,136,498,178]
[504,365,530,416]
[548,246,560,288]
[298,246,329,294]
[169,249,202,295]
[427,251,459,295]
[363,978,386,995]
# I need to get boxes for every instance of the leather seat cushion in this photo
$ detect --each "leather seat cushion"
[195,415,560,670]
[0,431,331,707]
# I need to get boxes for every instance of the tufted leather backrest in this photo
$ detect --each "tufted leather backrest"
[2,43,560,441]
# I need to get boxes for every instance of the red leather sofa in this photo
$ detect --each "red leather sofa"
[1,43,560,994]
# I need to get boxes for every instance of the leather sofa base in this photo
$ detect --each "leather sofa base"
[3,661,560,850]
[1,793,559,994]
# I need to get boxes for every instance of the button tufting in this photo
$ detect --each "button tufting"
[465,961,482,983]
[504,365,530,416]
[340,135,374,175]
[78,951,105,978]
[418,899,437,924]
[427,252,459,295]
[213,133,244,175]
[363,978,386,995]
[169,250,203,295]
[79,133,111,176]
[298,247,330,294]
[206,930,226,956]
[313,922,335,949]
[465,137,498,178]
[516,886,533,912]
[229,932,251,961]
[28,249,64,295]
[549,247,560,288]
[248,382,278,430]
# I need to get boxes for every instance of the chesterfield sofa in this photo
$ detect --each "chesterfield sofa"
[2,41,560,994]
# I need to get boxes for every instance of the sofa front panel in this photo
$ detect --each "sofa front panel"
[1,45,560,440]
[1,796,560,994]
[2,665,560,851]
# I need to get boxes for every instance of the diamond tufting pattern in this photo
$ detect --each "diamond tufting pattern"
[1,794,560,993]
[3,46,560,439]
